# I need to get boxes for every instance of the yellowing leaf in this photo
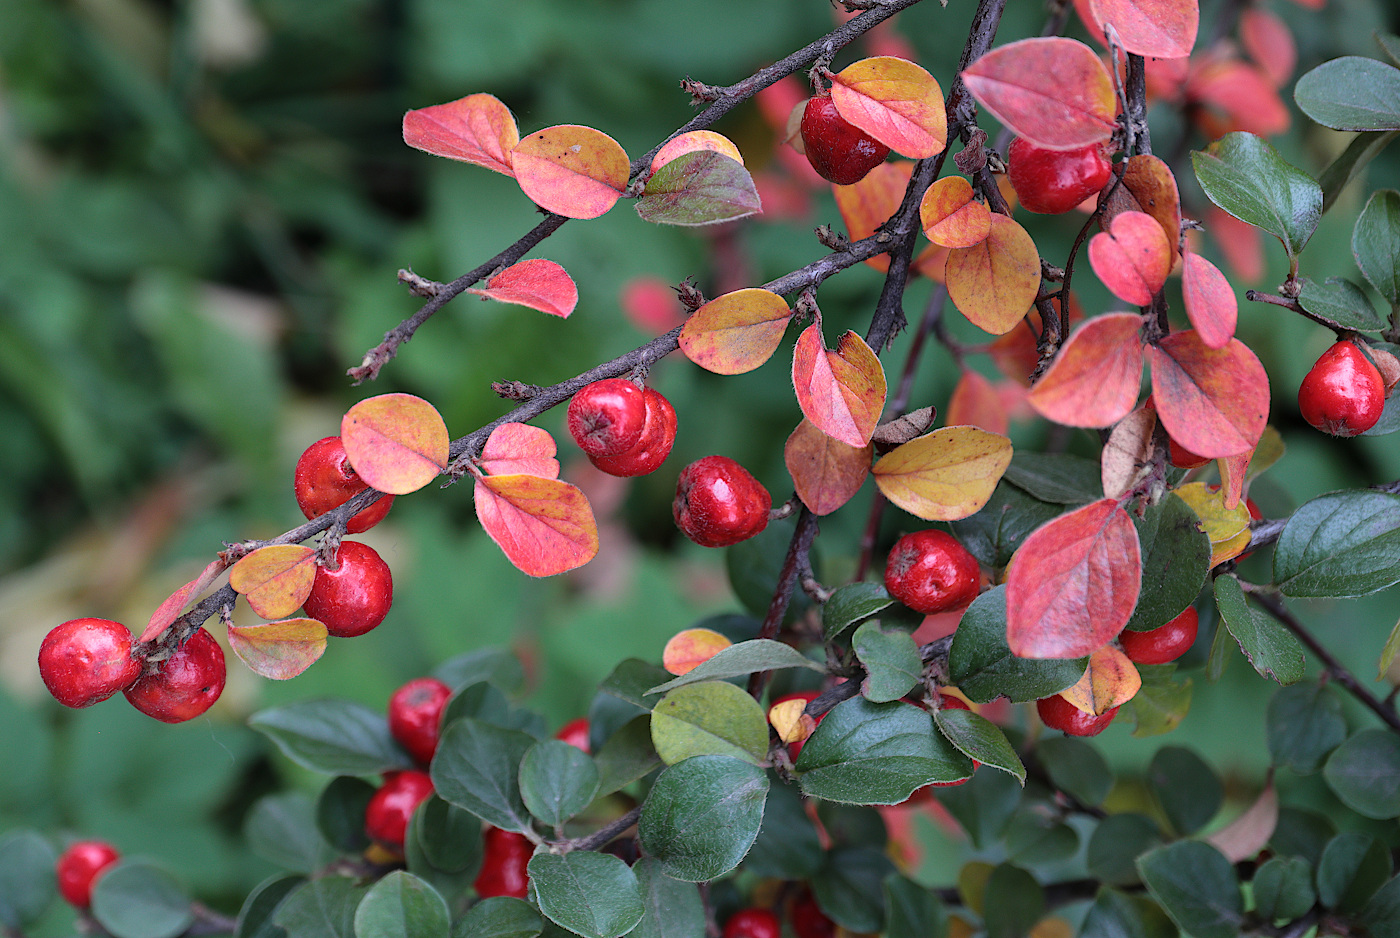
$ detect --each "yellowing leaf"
[830,56,947,158]
[920,176,991,248]
[678,288,792,375]
[792,326,887,447]
[1175,481,1251,566]
[229,545,318,620]
[474,474,598,577]
[946,214,1041,335]
[1061,645,1142,715]
[341,393,450,495]
[402,93,519,176]
[651,130,744,172]
[872,426,1013,521]
[479,423,559,479]
[463,258,578,318]
[769,697,817,744]
[662,628,733,676]
[834,161,914,273]
[1027,313,1144,427]
[784,418,872,516]
[511,125,629,219]
[227,618,328,681]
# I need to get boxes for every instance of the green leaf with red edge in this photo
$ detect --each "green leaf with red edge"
[651,130,744,172]
[1101,155,1183,261]
[478,423,559,479]
[474,474,598,577]
[342,394,449,495]
[402,93,519,176]
[141,558,228,642]
[636,151,761,227]
[829,56,947,158]
[1148,332,1269,459]
[946,215,1041,335]
[921,176,991,249]
[1088,0,1198,59]
[960,38,1117,150]
[463,259,577,318]
[872,427,1013,521]
[1181,251,1238,349]
[946,369,1009,435]
[784,418,872,516]
[1005,498,1143,659]
[1027,313,1144,428]
[229,545,319,620]
[792,326,887,447]
[228,618,328,681]
[511,125,629,220]
[1089,212,1172,306]
[835,162,914,273]
[678,288,792,375]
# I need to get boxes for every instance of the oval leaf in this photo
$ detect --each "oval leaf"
[1354,189,1400,307]
[638,756,770,882]
[678,288,791,375]
[651,130,744,171]
[1175,481,1252,567]
[637,151,761,226]
[402,93,519,176]
[948,587,1089,703]
[228,618,328,681]
[1089,211,1172,306]
[511,125,628,220]
[835,161,914,273]
[785,418,872,516]
[921,176,991,248]
[479,423,559,479]
[853,622,923,702]
[229,545,318,620]
[1149,331,1269,459]
[650,680,769,765]
[1212,575,1305,685]
[1027,313,1144,427]
[464,259,578,318]
[1088,0,1198,58]
[830,56,947,158]
[341,393,449,495]
[1181,250,1238,349]
[1273,490,1400,598]
[961,38,1117,149]
[1298,277,1384,332]
[520,740,600,829]
[1137,841,1243,938]
[431,718,536,833]
[946,214,1041,335]
[946,368,1009,434]
[1102,154,1184,261]
[249,699,410,776]
[474,474,598,577]
[527,852,644,938]
[792,326,887,447]
[1323,730,1400,820]
[1060,645,1141,715]
[660,628,733,677]
[872,426,1013,521]
[353,871,450,938]
[649,638,823,694]
[1192,132,1321,259]
[933,707,1027,783]
[90,862,194,938]
[1295,56,1400,131]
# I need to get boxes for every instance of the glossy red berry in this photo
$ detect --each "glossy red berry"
[799,92,890,186]
[1037,693,1118,736]
[1007,137,1113,214]
[365,770,435,849]
[673,456,772,548]
[475,827,533,899]
[568,379,648,458]
[555,717,591,753]
[1119,607,1199,665]
[589,388,678,477]
[723,907,782,938]
[791,891,836,938]
[303,540,394,638]
[1298,340,1385,437]
[294,436,394,533]
[388,677,452,766]
[55,840,120,908]
[124,629,226,723]
[38,618,142,709]
[885,529,981,614]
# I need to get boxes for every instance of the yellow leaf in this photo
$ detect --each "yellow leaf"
[872,427,1012,521]
[1175,481,1251,566]
[1061,645,1141,715]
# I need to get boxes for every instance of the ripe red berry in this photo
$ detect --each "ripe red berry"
[568,379,648,458]
[365,770,435,849]
[1298,339,1386,437]
[55,840,120,908]
[124,629,226,723]
[791,891,836,938]
[723,907,782,938]
[302,540,394,638]
[294,436,394,533]
[673,456,772,548]
[555,717,591,753]
[475,827,533,899]
[799,92,891,186]
[884,529,981,614]
[589,388,678,477]
[38,618,142,709]
[1037,693,1118,737]
[388,677,452,766]
[1119,607,1199,665]
[1007,137,1113,214]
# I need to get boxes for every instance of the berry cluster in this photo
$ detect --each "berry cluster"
[721,890,836,938]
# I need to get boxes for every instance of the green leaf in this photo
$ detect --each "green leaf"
[353,871,450,938]
[1192,132,1321,259]
[983,864,1044,938]
[810,847,895,934]
[1127,663,1193,737]
[1137,841,1244,938]
[726,517,815,625]
[441,682,545,739]
[1087,814,1161,886]
[1212,576,1305,684]
[1380,33,1400,68]
[451,897,541,938]
[883,874,946,938]
[1362,875,1400,938]
[1270,806,1337,866]
[933,707,1025,783]
[1038,736,1112,806]
[1126,493,1211,631]
[649,680,769,765]
[1252,856,1316,922]
[627,857,705,938]
[1298,277,1385,332]
[1355,189,1400,307]
[249,699,411,776]
[316,776,375,855]
[599,660,672,711]
[638,755,769,881]
[593,715,661,797]
[1004,809,1080,865]
[1266,684,1347,774]
[948,587,1086,703]
[1317,831,1393,911]
[1080,889,1176,938]
[244,792,328,873]
[0,830,55,929]
[415,796,482,874]
[743,780,824,880]
[236,874,302,938]
[520,740,600,830]
[90,862,195,938]
[644,639,821,695]
[431,718,536,832]
[1148,745,1222,836]
[434,647,525,695]
[1295,57,1400,131]
[853,622,922,702]
[823,582,894,641]
[1003,453,1102,504]
[935,769,1023,849]
[1318,130,1400,213]
[1323,729,1400,819]
[952,479,1063,568]
[527,852,644,938]
[272,877,365,938]
[636,151,761,226]
[817,803,888,850]
[1274,491,1400,597]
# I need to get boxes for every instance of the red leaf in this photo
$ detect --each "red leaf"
[141,558,228,643]
[464,259,578,318]
[946,369,1009,435]
[620,277,686,335]
[1088,211,1172,306]
[402,93,519,176]
[1027,313,1145,427]
[1089,0,1198,59]
[479,423,560,479]
[792,325,888,447]
[678,288,792,375]
[341,394,450,495]
[961,38,1117,150]
[1240,8,1296,88]
[1148,331,1269,458]
[1100,155,1183,263]
[1181,250,1237,349]
[829,56,947,158]
[945,214,1041,335]
[1006,499,1143,659]
[1217,446,1253,510]
[784,418,873,516]
[227,619,327,681]
[1187,58,1290,138]
[511,125,629,220]
[228,545,318,620]
[474,474,599,577]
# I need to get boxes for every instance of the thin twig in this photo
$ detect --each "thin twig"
[747,507,821,700]
[564,807,641,853]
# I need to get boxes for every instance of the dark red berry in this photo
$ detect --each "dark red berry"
[555,717,591,753]
[365,770,435,849]
[294,436,394,533]
[723,907,782,938]
[475,827,533,899]
[884,530,981,614]
[124,629,225,723]
[1037,693,1118,736]
[799,93,891,186]
[388,677,452,766]
[1007,137,1113,214]
[1119,607,1199,665]
[38,618,142,709]
[56,840,120,908]
[1298,340,1385,437]
[568,379,648,458]
[791,891,836,938]
[303,540,394,638]
[589,388,678,477]
[673,456,772,548]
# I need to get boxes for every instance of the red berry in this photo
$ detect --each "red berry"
[294,436,394,533]
[475,827,533,899]
[673,456,772,548]
[555,717,591,753]
[567,379,648,458]
[388,677,452,766]
[884,530,981,614]
[791,891,836,938]
[38,618,142,709]
[124,629,225,723]
[303,540,394,638]
[1007,137,1113,214]
[1298,340,1386,437]
[1119,607,1199,665]
[589,388,678,477]
[1037,693,1118,736]
[55,840,120,908]
[724,907,782,938]
[799,93,891,186]
[1167,437,1210,469]
[365,770,435,849]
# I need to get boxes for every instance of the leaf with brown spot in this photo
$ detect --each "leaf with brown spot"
[784,418,872,516]
[1027,313,1144,428]
[229,545,318,620]
[228,618,328,681]
[678,288,792,375]
[475,474,598,577]
[1175,481,1252,566]
[511,125,629,219]
[946,215,1041,335]
[341,394,450,495]
[872,427,1013,521]
[792,326,887,447]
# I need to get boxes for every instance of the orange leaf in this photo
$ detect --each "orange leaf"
[511,125,629,219]
[1148,332,1269,458]
[1006,499,1142,659]
[1089,0,1198,59]
[1088,211,1171,306]
[946,369,1009,435]
[784,418,873,516]
[479,423,559,479]
[141,558,228,643]
[834,162,914,273]
[402,93,519,176]
[651,130,744,172]
[1027,313,1144,428]
[829,56,947,158]
[872,426,1013,521]
[1101,155,1183,262]
[792,326,887,447]
[474,474,598,577]
[769,697,817,744]
[229,545,318,620]
[1101,397,1158,500]
[946,214,1041,335]
[463,259,578,318]
[227,618,328,681]
[342,393,450,495]
[960,38,1117,150]
[920,176,991,249]
[662,628,733,676]
[1181,250,1237,349]
[678,288,792,374]
[1187,58,1290,138]
[1061,645,1142,715]
[1176,481,1252,566]
[1217,446,1253,511]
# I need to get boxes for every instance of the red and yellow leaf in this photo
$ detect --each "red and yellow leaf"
[1181,250,1237,349]
[402,93,519,176]
[834,161,914,273]
[1088,0,1198,59]
[463,259,578,318]
[479,423,559,479]
[1101,155,1183,262]
[662,627,733,676]
[830,56,947,158]
[1217,447,1253,511]
[229,545,318,620]
[474,474,598,577]
[920,176,991,249]
[960,38,1117,150]
[342,393,450,495]
[511,125,629,219]
[1148,331,1269,458]
[227,618,328,681]
[784,418,873,516]
[946,369,1009,435]
[678,288,792,374]
[141,558,228,643]
[1176,481,1252,566]
[651,130,745,172]
[946,214,1041,335]
[872,427,1013,521]
[636,151,762,227]
[1101,398,1157,500]
[792,326,888,447]
[1027,313,1144,427]
[1088,211,1172,306]
[1061,645,1142,715]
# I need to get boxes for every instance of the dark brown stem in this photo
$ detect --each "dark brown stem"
[747,506,821,700]
[565,806,641,853]
[1246,289,1349,332]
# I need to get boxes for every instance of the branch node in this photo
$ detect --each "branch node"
[680,77,722,105]
[492,380,543,402]
[815,224,849,251]
[398,269,442,298]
